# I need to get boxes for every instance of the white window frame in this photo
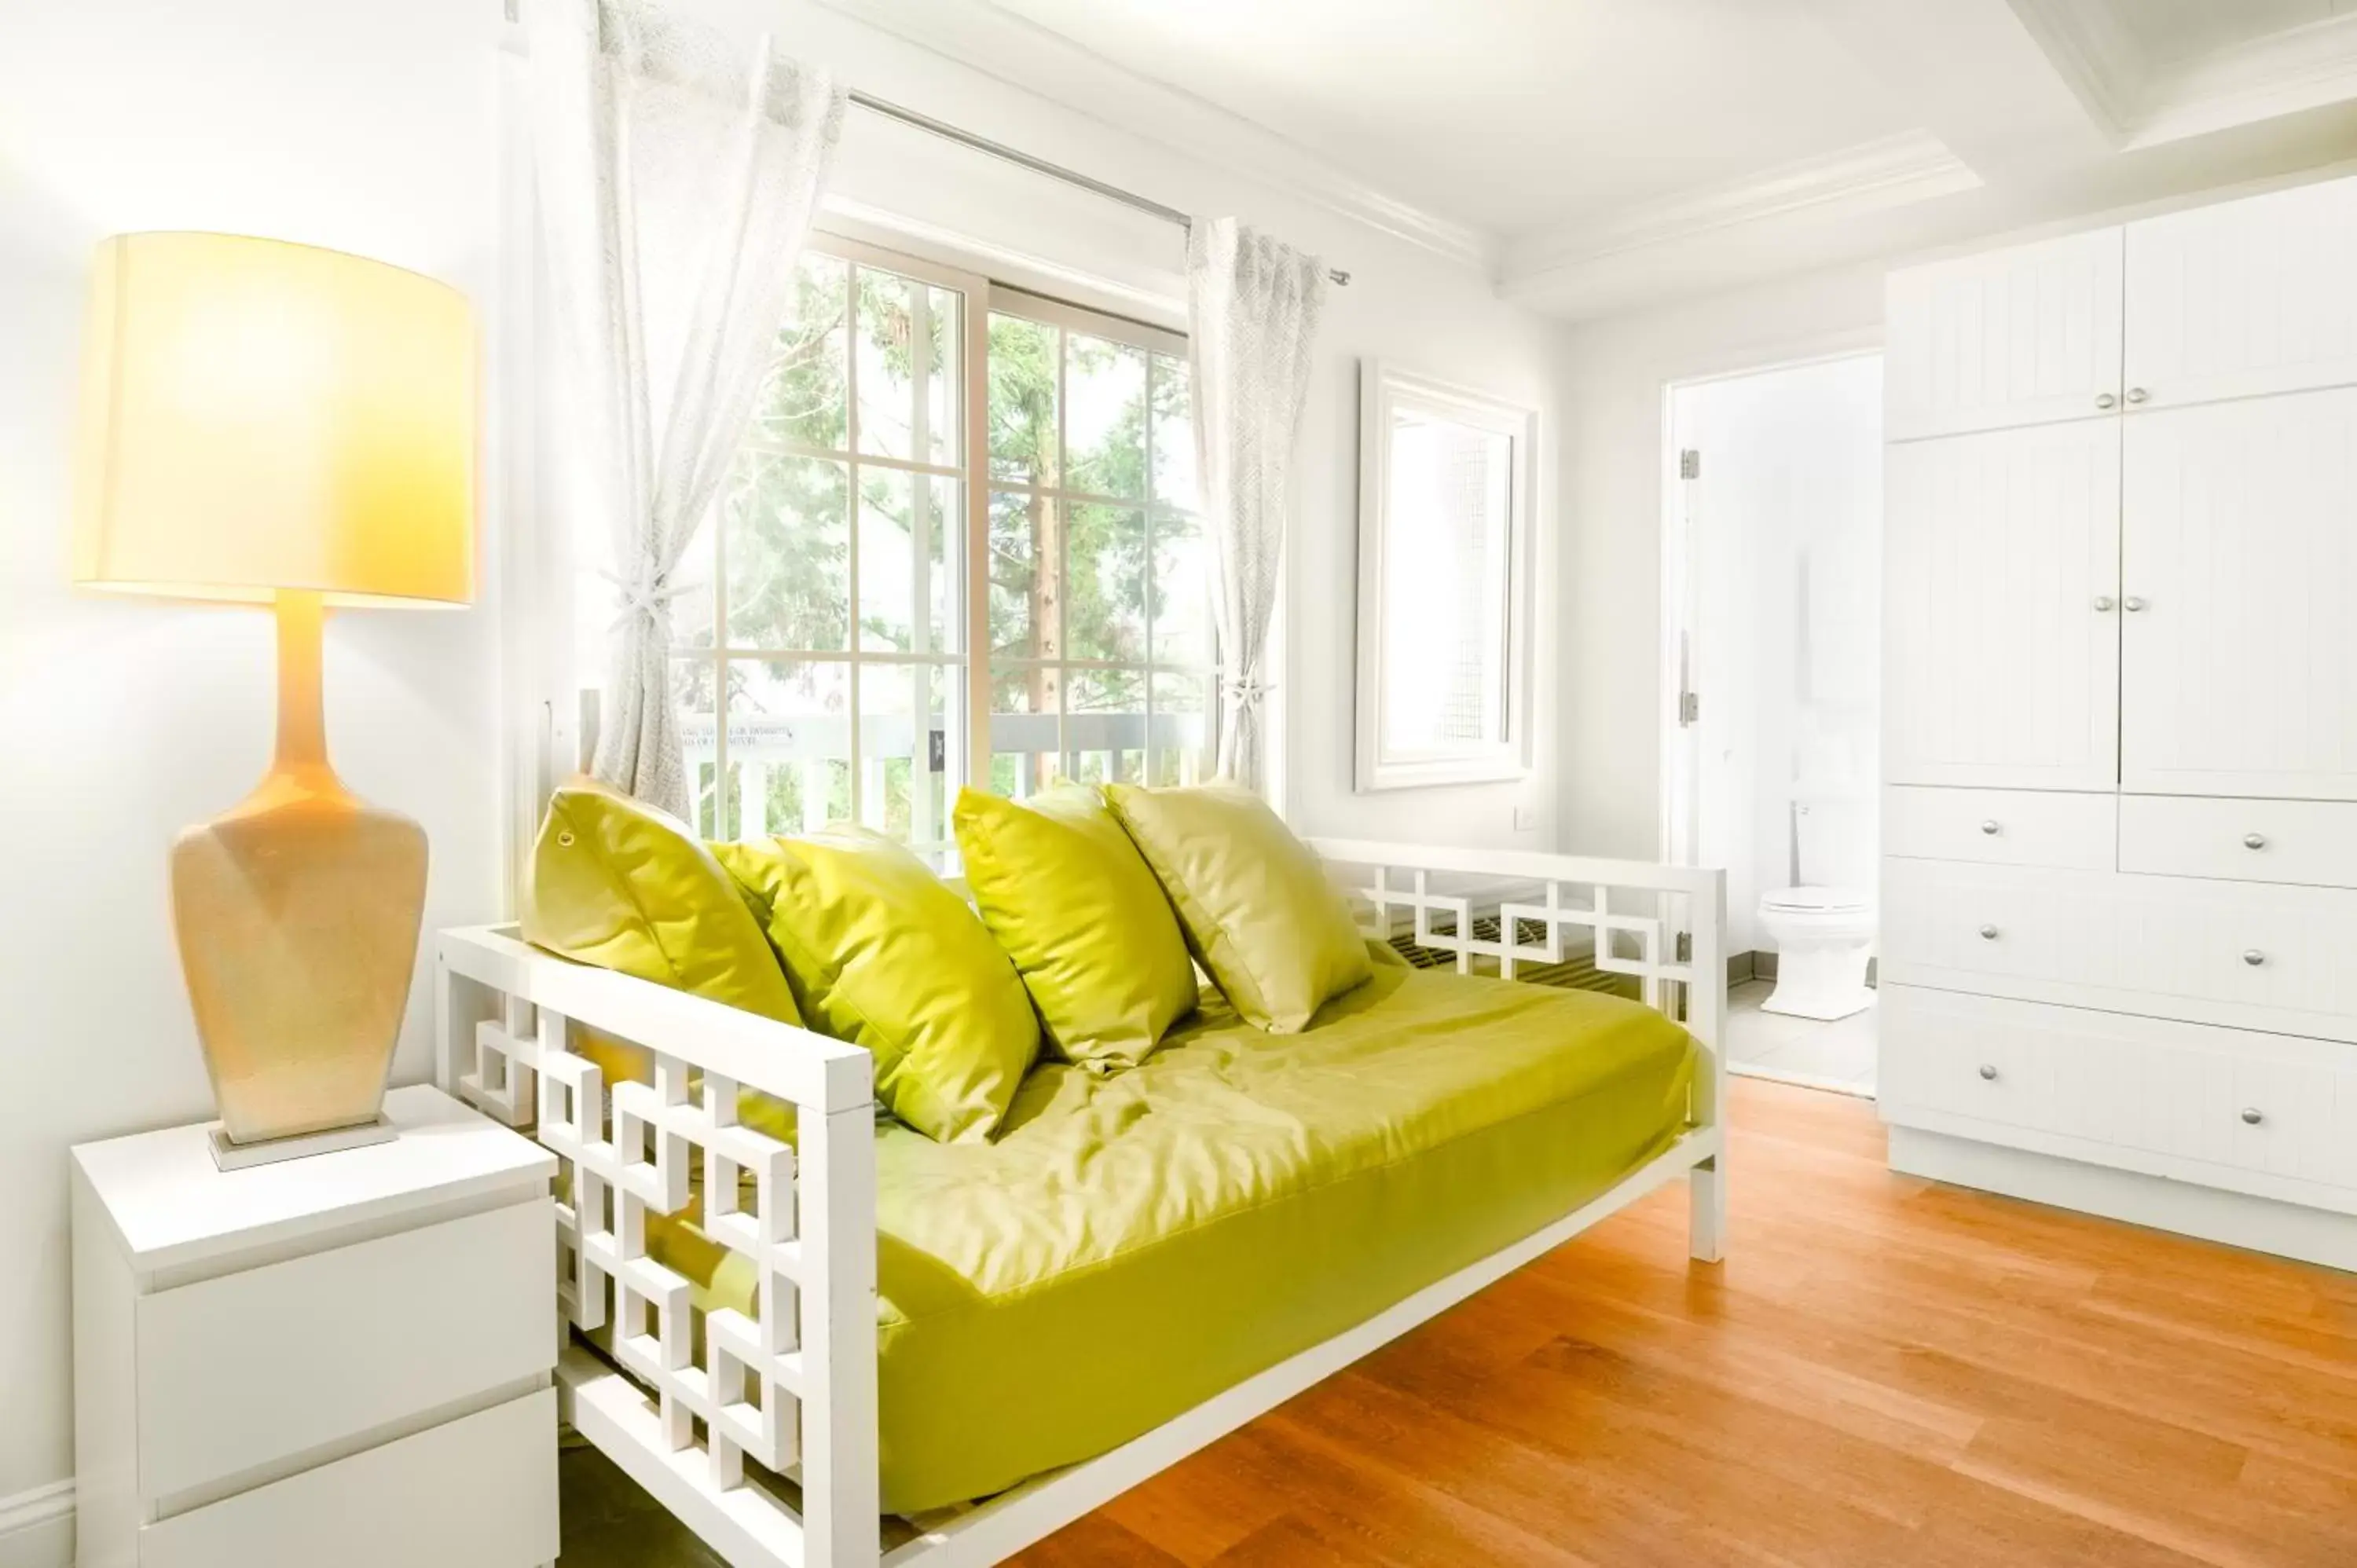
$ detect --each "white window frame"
[642,232,1215,859]
[976,283,1215,800]
[1354,359,1537,793]
[675,233,989,859]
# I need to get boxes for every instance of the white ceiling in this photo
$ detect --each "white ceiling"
[823,0,2357,319]
[977,0,1915,234]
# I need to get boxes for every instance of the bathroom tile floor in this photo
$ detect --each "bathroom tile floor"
[1725,978,1875,1097]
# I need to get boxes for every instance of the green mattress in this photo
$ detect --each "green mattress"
[659,954,1696,1514]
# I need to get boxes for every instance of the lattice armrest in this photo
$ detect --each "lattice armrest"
[435,924,881,1544]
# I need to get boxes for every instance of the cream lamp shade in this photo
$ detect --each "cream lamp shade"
[73,231,475,606]
[70,232,477,1162]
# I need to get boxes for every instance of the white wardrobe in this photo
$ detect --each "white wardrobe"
[1879,174,2357,1271]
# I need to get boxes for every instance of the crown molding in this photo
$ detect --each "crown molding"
[807,0,1497,275]
[1500,130,1981,300]
[2008,0,2357,149]
[2131,11,2357,148]
[2000,0,2142,141]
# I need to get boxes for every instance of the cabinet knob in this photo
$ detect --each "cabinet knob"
[1979,923,2000,940]
[2242,1107,2265,1127]
[2096,392,2119,409]
[2244,949,2267,966]
[1979,1064,1999,1082]
[2123,596,2149,612]
[2092,595,2116,611]
[2244,832,2267,850]
[2126,387,2150,405]
[1981,819,2001,835]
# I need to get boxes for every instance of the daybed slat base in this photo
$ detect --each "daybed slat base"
[440,839,1727,1568]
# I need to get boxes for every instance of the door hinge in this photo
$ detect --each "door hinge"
[1679,690,1700,726]
[1679,449,1701,480]
[1675,931,1692,963]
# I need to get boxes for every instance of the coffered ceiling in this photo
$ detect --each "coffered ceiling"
[818,0,2357,319]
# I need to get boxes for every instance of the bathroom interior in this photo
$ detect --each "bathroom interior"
[1666,352,1882,1094]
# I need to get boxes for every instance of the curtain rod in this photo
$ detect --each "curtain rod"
[849,90,1353,288]
[493,2,1350,287]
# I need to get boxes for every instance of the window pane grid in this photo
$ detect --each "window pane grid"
[983,302,1210,798]
[658,248,1211,844]
[682,247,971,853]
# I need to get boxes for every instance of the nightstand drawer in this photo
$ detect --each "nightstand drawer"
[136,1197,553,1501]
[139,1386,557,1568]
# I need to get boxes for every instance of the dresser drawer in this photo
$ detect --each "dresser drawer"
[1880,985,2357,1196]
[136,1198,554,1501]
[139,1386,557,1568]
[1884,786,2116,869]
[2120,794,2357,888]
[1882,859,2357,1039]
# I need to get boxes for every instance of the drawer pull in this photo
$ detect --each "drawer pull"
[2243,832,2267,850]
[2243,949,2267,966]
[1980,819,2001,835]
[2242,1107,2265,1127]
[1978,1064,1999,1082]
[1978,923,2000,940]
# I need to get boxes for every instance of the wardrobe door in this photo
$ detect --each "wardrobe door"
[2122,388,2357,800]
[1886,420,2121,791]
[1886,228,2124,442]
[2126,177,2357,410]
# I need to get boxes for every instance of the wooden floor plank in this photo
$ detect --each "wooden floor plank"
[1012,1078,2357,1566]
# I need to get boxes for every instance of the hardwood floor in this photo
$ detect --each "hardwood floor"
[1010,1077,2357,1568]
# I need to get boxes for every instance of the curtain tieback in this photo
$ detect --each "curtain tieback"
[1222,672,1276,710]
[601,566,696,632]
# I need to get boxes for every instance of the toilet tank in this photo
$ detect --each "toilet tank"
[1794,791,1876,892]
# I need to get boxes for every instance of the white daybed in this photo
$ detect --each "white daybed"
[435,839,1727,1568]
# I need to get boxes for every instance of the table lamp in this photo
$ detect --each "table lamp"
[73,233,475,1167]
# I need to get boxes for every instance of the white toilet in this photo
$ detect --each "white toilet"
[1756,793,1876,1020]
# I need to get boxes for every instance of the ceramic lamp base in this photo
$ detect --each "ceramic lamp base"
[171,592,429,1147]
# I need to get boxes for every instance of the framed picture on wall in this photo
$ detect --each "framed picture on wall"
[1354,360,1536,793]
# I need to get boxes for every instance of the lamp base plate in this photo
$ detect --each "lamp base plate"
[207,1115,398,1172]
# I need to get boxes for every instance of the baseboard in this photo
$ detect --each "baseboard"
[0,1481,72,1568]
[1890,1127,2357,1274]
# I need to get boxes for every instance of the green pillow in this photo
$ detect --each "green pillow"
[1104,782,1373,1033]
[519,783,801,1140]
[953,784,1197,1072]
[713,827,1040,1143]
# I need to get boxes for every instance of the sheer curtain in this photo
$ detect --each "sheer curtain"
[529,0,845,815]
[1186,217,1329,793]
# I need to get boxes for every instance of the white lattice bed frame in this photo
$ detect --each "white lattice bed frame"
[435,839,1726,1567]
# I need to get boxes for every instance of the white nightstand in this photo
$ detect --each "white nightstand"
[71,1083,562,1568]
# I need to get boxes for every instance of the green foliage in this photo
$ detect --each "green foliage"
[688,252,1205,836]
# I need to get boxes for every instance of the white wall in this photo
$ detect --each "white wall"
[0,0,511,1519]
[0,0,1563,1525]
[1556,263,1886,861]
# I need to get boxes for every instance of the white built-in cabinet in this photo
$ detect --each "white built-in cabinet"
[1884,420,2120,790]
[1883,226,2123,441]
[1879,173,2357,1273]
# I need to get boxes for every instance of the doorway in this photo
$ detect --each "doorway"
[1663,353,1882,1094]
